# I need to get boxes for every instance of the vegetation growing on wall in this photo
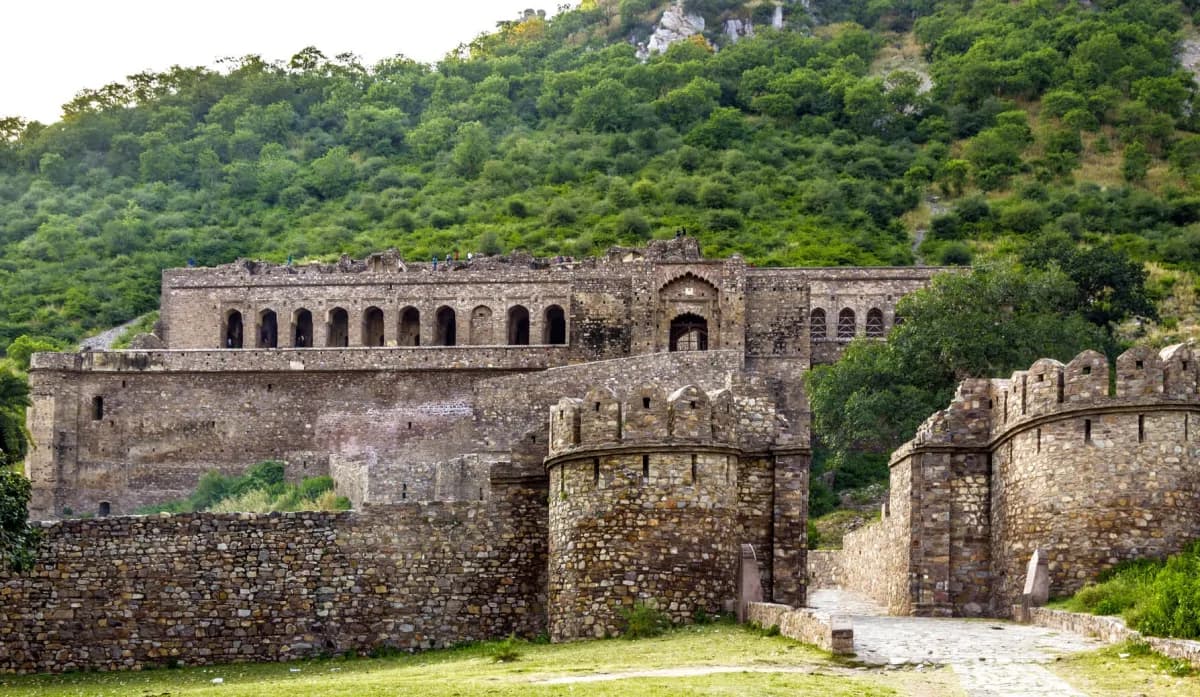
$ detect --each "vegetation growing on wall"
[135,460,351,514]
[1055,540,1200,640]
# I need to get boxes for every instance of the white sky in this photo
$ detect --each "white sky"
[1,1,564,124]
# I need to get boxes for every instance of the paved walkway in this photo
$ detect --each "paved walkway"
[809,589,1106,696]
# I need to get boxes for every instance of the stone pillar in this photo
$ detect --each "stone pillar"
[348,305,364,347]
[312,309,329,348]
[771,449,810,607]
[383,305,398,347]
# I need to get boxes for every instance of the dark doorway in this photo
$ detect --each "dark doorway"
[399,306,420,346]
[543,305,566,345]
[224,310,243,348]
[98,501,111,517]
[435,306,457,346]
[507,305,530,345]
[258,310,278,348]
[363,306,385,346]
[328,307,349,347]
[294,309,313,347]
[669,313,708,351]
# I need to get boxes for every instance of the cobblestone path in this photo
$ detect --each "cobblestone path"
[809,589,1106,696]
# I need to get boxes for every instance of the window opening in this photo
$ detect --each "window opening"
[642,454,649,482]
[810,309,826,340]
[98,501,110,517]
[1036,428,1041,453]
[224,310,243,348]
[1084,419,1092,443]
[507,305,530,345]
[363,307,385,347]
[293,309,313,348]
[643,397,651,409]
[92,396,104,420]
[543,305,567,345]
[837,308,856,340]
[593,458,600,486]
[258,310,279,348]
[399,307,420,346]
[1138,414,1145,443]
[691,454,698,484]
[435,306,457,346]
[865,308,885,338]
[327,307,349,347]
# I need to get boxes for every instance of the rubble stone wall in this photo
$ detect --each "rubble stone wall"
[0,483,547,675]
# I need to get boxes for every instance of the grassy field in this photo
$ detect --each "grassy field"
[2,623,1195,696]
[0,624,893,697]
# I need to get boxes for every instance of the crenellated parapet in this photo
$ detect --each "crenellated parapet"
[867,342,1200,619]
[548,383,761,459]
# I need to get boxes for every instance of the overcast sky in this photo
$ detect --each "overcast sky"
[1,1,563,124]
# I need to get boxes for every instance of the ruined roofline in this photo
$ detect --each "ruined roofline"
[889,343,1200,466]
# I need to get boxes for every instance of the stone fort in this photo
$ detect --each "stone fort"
[5,237,1198,673]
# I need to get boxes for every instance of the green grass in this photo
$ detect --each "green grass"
[1051,541,1200,639]
[0,624,897,697]
[1049,641,1197,697]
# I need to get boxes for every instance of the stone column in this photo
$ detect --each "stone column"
[771,449,810,607]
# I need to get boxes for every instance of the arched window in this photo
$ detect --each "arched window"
[223,310,243,349]
[837,308,856,340]
[810,308,826,341]
[293,309,313,348]
[258,309,278,348]
[669,313,708,352]
[543,305,567,345]
[435,306,457,346]
[399,306,420,346]
[363,306,385,347]
[865,308,885,338]
[327,307,349,347]
[469,305,494,345]
[507,306,530,345]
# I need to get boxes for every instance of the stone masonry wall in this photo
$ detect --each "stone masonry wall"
[547,451,739,640]
[835,345,1200,618]
[0,482,547,674]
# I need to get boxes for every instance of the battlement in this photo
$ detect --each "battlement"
[897,344,1200,462]
[546,381,778,459]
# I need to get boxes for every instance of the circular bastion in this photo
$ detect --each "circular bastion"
[544,383,743,641]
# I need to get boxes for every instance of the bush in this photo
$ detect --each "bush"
[0,470,39,571]
[489,633,524,663]
[619,601,671,639]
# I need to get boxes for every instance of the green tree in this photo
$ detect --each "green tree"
[0,369,31,470]
[571,78,635,132]
[0,469,39,571]
[807,264,1105,480]
[450,122,491,178]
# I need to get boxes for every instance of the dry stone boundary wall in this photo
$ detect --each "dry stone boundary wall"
[0,484,547,675]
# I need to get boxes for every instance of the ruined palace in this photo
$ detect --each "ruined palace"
[1,237,939,671]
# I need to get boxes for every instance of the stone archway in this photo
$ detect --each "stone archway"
[669,313,708,352]
[657,273,719,351]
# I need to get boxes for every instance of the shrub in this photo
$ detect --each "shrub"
[0,470,40,571]
[490,633,523,663]
[619,601,671,639]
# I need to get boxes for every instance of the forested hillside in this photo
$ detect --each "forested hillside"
[0,0,1198,351]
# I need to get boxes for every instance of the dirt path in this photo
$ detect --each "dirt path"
[78,315,146,350]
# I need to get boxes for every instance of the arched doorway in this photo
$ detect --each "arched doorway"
[328,307,349,347]
[508,306,530,345]
[223,310,243,348]
[669,313,708,352]
[258,309,278,348]
[435,306,457,346]
[293,309,313,347]
[363,306,385,346]
[543,305,566,345]
[866,308,885,338]
[399,306,420,346]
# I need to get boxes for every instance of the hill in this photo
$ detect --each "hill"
[1,0,1198,350]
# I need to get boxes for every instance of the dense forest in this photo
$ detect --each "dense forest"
[0,0,1197,349]
[2,0,1200,500]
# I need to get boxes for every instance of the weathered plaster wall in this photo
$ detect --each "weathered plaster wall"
[0,483,547,675]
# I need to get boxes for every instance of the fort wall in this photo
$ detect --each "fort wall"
[543,381,807,640]
[833,345,1200,617]
[0,483,547,675]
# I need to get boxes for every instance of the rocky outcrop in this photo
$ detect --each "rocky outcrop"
[637,2,707,60]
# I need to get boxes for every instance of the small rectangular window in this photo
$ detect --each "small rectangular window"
[690,454,698,484]
[593,458,600,486]
[1138,414,1145,443]
[594,402,600,412]
[1036,428,1041,453]
[642,397,651,409]
[91,396,104,421]
[1084,419,1092,443]
[1135,360,1144,369]
[1082,366,1092,375]
[642,454,650,482]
